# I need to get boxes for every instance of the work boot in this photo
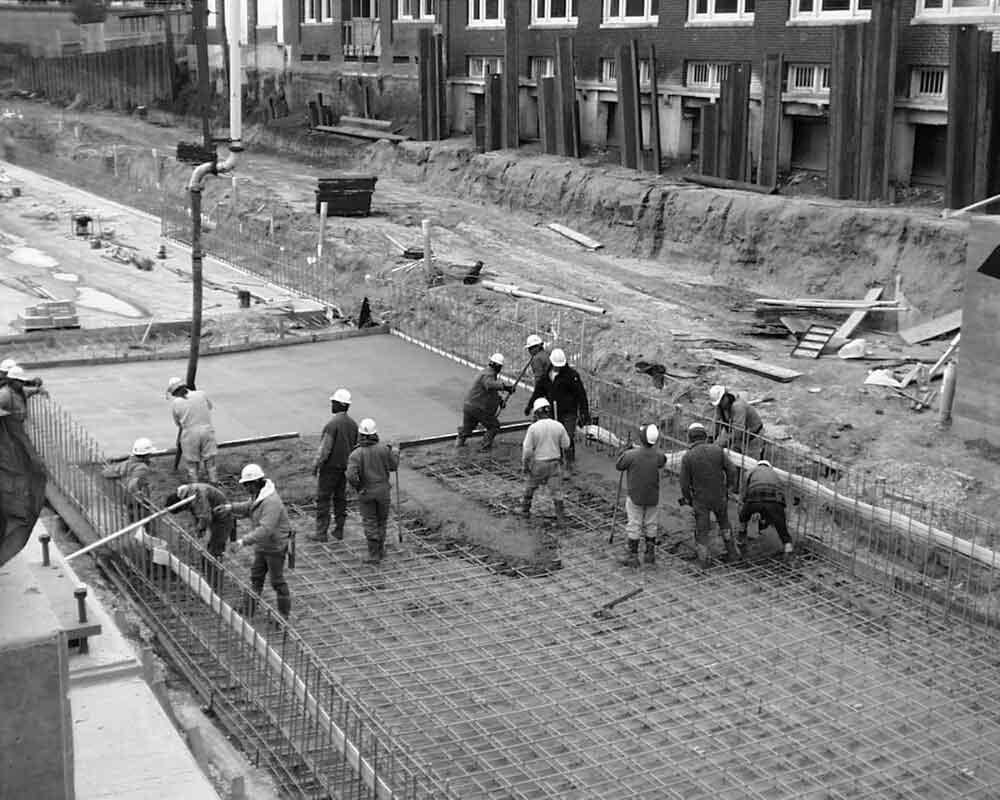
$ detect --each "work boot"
[307,530,329,542]
[621,538,640,568]
[332,520,345,541]
[553,500,566,529]
[519,494,533,516]
[479,429,497,452]
[643,537,656,565]
[455,428,467,448]
[277,596,291,620]
[782,541,796,564]
[362,539,382,565]
[722,531,742,563]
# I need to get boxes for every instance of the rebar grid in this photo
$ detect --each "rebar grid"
[279,451,1000,800]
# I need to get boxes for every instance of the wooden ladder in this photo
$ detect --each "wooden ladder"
[791,323,838,358]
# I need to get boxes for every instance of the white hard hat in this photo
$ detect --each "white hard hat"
[645,424,660,445]
[131,437,155,456]
[550,348,567,367]
[5,365,30,382]
[709,385,727,406]
[359,418,377,436]
[688,422,706,434]
[166,376,185,395]
[757,460,772,468]
[489,353,505,367]
[524,334,543,349]
[532,397,551,413]
[330,388,351,404]
[0,358,16,372]
[239,463,265,483]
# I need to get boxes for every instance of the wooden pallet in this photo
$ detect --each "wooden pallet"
[791,324,838,359]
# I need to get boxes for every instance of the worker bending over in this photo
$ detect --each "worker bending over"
[167,376,219,484]
[615,423,667,568]
[103,437,156,523]
[457,353,512,452]
[347,418,399,565]
[709,384,765,459]
[679,422,739,568]
[738,459,795,563]
[520,398,571,527]
[524,335,551,387]
[0,365,46,423]
[165,482,236,589]
[527,348,589,469]
[310,388,358,542]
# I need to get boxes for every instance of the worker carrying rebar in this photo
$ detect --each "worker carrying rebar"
[218,463,293,620]
[520,397,571,527]
[709,385,765,459]
[615,423,667,568]
[0,364,47,422]
[524,334,551,386]
[738,459,795,564]
[527,348,590,470]
[679,422,739,568]
[167,376,220,485]
[347,418,400,565]
[309,387,358,543]
[457,353,512,452]
[165,482,236,589]
[102,437,156,523]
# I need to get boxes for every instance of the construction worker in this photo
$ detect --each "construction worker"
[709,384,765,458]
[164,482,236,588]
[615,423,667,568]
[520,397,571,526]
[738,459,795,563]
[679,422,739,567]
[0,357,15,383]
[309,387,358,542]
[0,364,46,422]
[102,437,156,523]
[347,418,399,565]
[527,348,589,469]
[457,353,512,452]
[219,463,293,620]
[167,376,219,484]
[524,334,551,386]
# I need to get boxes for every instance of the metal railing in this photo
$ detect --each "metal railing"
[27,394,454,800]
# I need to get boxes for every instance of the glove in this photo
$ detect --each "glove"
[523,404,532,417]
[503,385,515,394]
[212,504,231,515]
[232,538,244,551]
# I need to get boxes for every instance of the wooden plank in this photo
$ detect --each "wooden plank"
[946,26,980,210]
[378,0,393,72]
[974,30,994,203]
[858,0,899,202]
[555,36,579,158]
[830,286,884,345]
[828,25,865,200]
[340,116,393,130]
[718,62,750,182]
[314,125,408,142]
[700,102,719,177]
[435,33,448,139]
[754,298,902,311]
[427,28,441,140]
[709,350,803,382]
[683,174,777,194]
[417,28,431,141]
[759,53,782,187]
[616,43,639,169]
[629,40,644,171]
[485,71,503,151]
[547,222,603,250]
[648,44,662,174]
[898,309,963,345]
[503,0,519,149]
[538,76,557,155]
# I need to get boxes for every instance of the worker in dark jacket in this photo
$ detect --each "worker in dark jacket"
[165,482,236,588]
[102,436,156,523]
[457,353,512,452]
[309,387,359,542]
[679,422,738,567]
[527,348,589,469]
[524,335,551,387]
[615,423,667,568]
[709,384,765,458]
[0,365,46,423]
[738,460,795,562]
[347,418,400,564]
[220,463,293,619]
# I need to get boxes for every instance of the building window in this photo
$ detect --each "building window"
[603,0,659,24]
[689,0,755,21]
[786,63,830,94]
[600,57,651,85]
[530,56,555,79]
[398,0,436,19]
[345,0,377,18]
[470,0,504,25]
[468,56,504,78]
[686,61,729,89]
[533,0,578,24]
[302,0,332,22]
[910,67,947,99]
[917,0,1000,16]
[791,0,871,19]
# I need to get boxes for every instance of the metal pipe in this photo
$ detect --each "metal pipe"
[65,496,194,562]
[480,280,606,315]
[942,192,1000,218]
[938,360,957,425]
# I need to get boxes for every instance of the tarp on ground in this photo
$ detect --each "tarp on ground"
[0,415,46,567]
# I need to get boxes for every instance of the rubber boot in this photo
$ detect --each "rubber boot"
[307,528,328,542]
[455,427,467,448]
[362,538,381,565]
[331,521,345,541]
[519,493,533,516]
[621,538,640,568]
[277,596,291,620]
[722,530,742,563]
[696,543,711,569]
[479,428,497,452]
[737,527,749,557]
[553,500,566,529]
[643,537,656,565]
[782,541,796,564]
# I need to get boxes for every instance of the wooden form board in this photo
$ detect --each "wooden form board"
[700,103,719,177]
[898,309,963,345]
[858,0,898,202]
[485,72,503,151]
[718,62,751,182]
[555,37,580,158]
[828,25,865,200]
[946,27,995,210]
[616,42,641,170]
[538,76,558,155]
[709,350,803,382]
[758,53,782,188]
[503,0,519,150]
[830,286,884,345]
[648,45,662,174]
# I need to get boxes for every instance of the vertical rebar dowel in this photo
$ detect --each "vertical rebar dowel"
[39,531,51,566]
[74,585,88,623]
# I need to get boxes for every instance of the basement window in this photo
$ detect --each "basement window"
[468,56,504,79]
[600,57,652,85]
[603,0,659,25]
[686,61,729,89]
[469,0,504,26]
[532,0,579,24]
[398,0,436,20]
[790,0,871,21]
[910,67,947,100]
[786,63,830,95]
[530,56,555,79]
[916,0,1000,17]
[689,0,755,23]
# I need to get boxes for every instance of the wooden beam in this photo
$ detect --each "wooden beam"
[758,53,782,188]
[485,71,503,151]
[418,28,431,140]
[629,40,644,170]
[828,286,884,349]
[718,61,750,182]
[616,43,639,169]
[699,102,719,177]
[547,222,603,250]
[683,174,776,194]
[555,36,579,158]
[709,350,803,382]
[946,26,981,210]
[378,0,393,73]
[858,0,898,202]
[898,309,963,345]
[538,76,557,155]
[503,0,519,149]
[648,44,662,174]
[828,25,865,200]
[434,33,448,139]
[105,432,301,464]
[974,30,995,203]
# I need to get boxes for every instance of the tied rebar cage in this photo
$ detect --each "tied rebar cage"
[26,394,455,800]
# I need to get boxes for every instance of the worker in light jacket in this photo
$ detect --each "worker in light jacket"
[520,397,571,527]
[167,376,219,485]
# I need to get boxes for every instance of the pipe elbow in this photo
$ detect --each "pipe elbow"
[188,160,217,191]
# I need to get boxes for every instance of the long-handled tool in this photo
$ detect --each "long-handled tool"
[499,356,534,412]
[394,469,403,543]
[608,469,625,544]
[172,430,182,472]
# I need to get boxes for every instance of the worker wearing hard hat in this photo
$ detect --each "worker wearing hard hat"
[709,384,765,458]
[524,334,551,386]
[520,397,571,526]
[457,353,512,452]
[615,423,667,568]
[347,418,400,564]
[679,422,739,567]
[165,482,236,589]
[0,364,47,423]
[0,357,16,382]
[102,437,157,522]
[309,388,359,543]
[738,459,795,563]
[526,348,590,469]
[167,376,220,485]
[219,463,293,620]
